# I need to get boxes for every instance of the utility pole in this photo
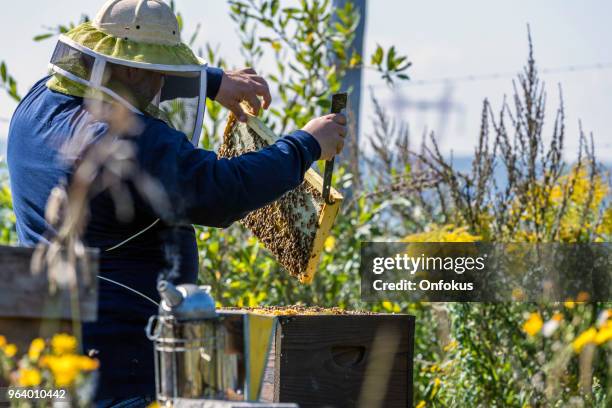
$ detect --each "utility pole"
[332,0,366,163]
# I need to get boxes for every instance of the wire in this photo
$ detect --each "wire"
[370,61,612,88]
[98,275,159,306]
[104,219,160,252]
[99,219,165,307]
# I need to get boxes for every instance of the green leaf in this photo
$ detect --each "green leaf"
[189,23,201,46]
[316,99,331,109]
[371,45,384,66]
[386,46,397,71]
[282,7,301,15]
[176,13,184,32]
[271,0,280,16]
[334,22,350,35]
[0,62,6,83]
[33,33,54,42]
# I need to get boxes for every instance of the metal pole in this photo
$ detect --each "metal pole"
[332,0,367,164]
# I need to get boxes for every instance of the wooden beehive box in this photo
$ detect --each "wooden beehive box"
[253,309,415,408]
[219,114,343,284]
[0,246,98,353]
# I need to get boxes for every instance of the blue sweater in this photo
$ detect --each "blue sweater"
[7,71,320,399]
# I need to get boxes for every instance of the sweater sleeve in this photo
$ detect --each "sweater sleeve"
[137,121,321,227]
[206,67,224,100]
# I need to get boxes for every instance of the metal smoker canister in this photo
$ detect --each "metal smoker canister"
[146,281,239,403]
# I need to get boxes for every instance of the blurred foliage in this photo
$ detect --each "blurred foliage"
[0,333,99,406]
[0,1,610,407]
[0,62,21,102]
[32,14,90,42]
[0,159,17,244]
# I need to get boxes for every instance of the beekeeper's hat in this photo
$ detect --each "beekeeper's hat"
[48,0,208,145]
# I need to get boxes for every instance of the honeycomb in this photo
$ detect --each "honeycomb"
[218,114,342,283]
[223,306,375,316]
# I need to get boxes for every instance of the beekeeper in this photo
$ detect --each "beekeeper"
[7,0,346,405]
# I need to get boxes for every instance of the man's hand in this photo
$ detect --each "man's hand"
[302,114,347,161]
[216,68,272,122]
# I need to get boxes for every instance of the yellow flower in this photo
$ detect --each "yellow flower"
[404,224,481,243]
[2,343,18,358]
[51,334,77,355]
[443,340,458,352]
[598,207,612,235]
[522,313,543,336]
[381,301,401,313]
[324,236,336,252]
[77,356,100,371]
[199,231,211,241]
[28,338,46,361]
[594,321,612,345]
[550,185,563,202]
[55,371,78,387]
[415,401,426,408]
[563,299,575,309]
[572,327,597,353]
[40,355,81,387]
[0,335,6,348]
[431,377,442,397]
[18,368,42,387]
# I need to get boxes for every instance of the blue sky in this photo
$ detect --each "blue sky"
[1,0,611,161]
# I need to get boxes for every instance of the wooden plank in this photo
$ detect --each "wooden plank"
[260,320,282,403]
[303,198,341,284]
[269,315,414,408]
[0,245,98,322]
[301,169,342,284]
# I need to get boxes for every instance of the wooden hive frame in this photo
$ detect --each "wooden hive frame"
[220,114,343,284]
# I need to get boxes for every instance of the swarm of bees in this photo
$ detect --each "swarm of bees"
[219,114,342,283]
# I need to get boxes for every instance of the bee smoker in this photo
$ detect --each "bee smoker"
[146,280,243,404]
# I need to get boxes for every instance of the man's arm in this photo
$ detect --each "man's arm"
[137,121,321,227]
[141,66,345,227]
